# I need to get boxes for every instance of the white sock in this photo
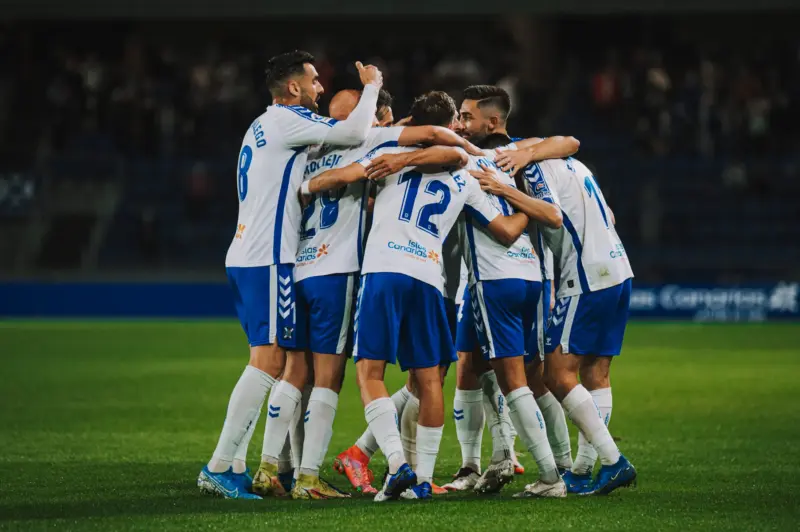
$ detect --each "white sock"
[208,366,275,473]
[291,385,312,479]
[416,425,444,485]
[572,387,612,475]
[299,387,339,476]
[479,371,512,463]
[355,384,411,458]
[507,387,559,484]
[454,388,484,473]
[233,403,262,474]
[562,385,620,466]
[536,392,573,470]
[260,381,302,464]
[364,397,405,474]
[400,394,420,470]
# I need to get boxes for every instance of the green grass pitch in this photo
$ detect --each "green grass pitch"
[1,321,799,530]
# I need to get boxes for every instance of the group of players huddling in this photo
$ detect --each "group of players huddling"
[197,50,637,502]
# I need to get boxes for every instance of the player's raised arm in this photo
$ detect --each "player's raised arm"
[364,147,469,181]
[320,62,384,146]
[396,126,483,155]
[469,163,562,229]
[495,136,580,174]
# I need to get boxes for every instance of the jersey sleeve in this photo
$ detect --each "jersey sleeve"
[463,174,501,227]
[362,127,404,153]
[277,106,339,147]
[522,162,559,205]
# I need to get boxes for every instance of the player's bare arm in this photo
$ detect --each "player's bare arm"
[485,212,529,246]
[365,147,469,181]
[397,126,482,156]
[469,166,562,229]
[495,136,580,174]
[303,163,366,195]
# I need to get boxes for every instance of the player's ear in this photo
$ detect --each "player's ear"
[488,115,500,132]
[287,79,301,98]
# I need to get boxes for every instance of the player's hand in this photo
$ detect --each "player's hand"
[462,141,483,157]
[365,153,407,180]
[395,116,413,126]
[495,148,535,175]
[469,164,507,196]
[356,61,383,88]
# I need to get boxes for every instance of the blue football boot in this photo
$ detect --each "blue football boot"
[400,482,434,500]
[585,455,637,495]
[231,468,254,493]
[197,466,262,500]
[374,463,417,502]
[562,470,593,494]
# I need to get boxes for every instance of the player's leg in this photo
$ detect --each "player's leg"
[398,282,454,500]
[570,355,612,478]
[251,264,307,496]
[199,266,286,500]
[443,285,485,490]
[526,278,573,473]
[544,283,635,495]
[353,273,417,501]
[292,274,356,499]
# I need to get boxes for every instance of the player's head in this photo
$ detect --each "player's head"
[376,89,395,126]
[478,132,513,150]
[328,88,395,127]
[265,50,323,112]
[408,91,459,129]
[329,89,361,121]
[459,85,511,143]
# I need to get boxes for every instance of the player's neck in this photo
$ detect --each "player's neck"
[273,96,301,107]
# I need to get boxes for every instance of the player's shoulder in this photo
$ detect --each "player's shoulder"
[272,104,338,127]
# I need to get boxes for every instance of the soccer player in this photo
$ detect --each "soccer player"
[444,85,579,491]
[474,155,637,496]
[353,91,531,501]
[197,50,384,500]
[286,87,482,500]
[447,135,566,498]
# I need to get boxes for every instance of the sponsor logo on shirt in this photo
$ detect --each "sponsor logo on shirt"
[387,239,438,263]
[297,243,329,264]
[506,247,536,261]
[609,244,627,259]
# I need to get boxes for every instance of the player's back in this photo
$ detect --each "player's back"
[362,164,477,294]
[527,157,633,297]
[460,153,540,284]
[226,105,335,268]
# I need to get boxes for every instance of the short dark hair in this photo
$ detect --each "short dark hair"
[408,91,458,127]
[478,132,513,150]
[377,89,394,111]
[462,85,511,121]
[265,50,315,98]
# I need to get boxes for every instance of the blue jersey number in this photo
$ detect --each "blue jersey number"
[397,171,452,237]
[583,175,609,228]
[237,145,252,202]
[300,190,341,240]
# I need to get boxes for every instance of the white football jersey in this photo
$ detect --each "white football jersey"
[295,127,405,282]
[521,157,633,298]
[360,148,502,293]
[225,105,342,268]
[459,151,541,285]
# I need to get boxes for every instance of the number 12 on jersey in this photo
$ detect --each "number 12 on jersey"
[397,171,452,238]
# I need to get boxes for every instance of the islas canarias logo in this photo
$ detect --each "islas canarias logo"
[506,247,536,261]
[297,243,329,264]
[387,239,439,264]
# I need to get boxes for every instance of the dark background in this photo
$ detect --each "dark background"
[0,2,798,284]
